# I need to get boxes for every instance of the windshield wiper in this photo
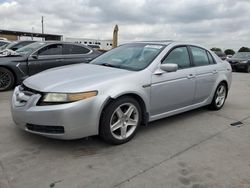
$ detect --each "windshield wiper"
[99,63,121,68]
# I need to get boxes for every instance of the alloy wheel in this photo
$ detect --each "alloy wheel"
[110,103,139,140]
[0,69,11,90]
[215,85,226,108]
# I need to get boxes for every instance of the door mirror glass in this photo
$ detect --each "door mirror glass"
[160,64,178,72]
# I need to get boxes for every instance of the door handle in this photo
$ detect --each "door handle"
[187,74,196,79]
[212,70,218,74]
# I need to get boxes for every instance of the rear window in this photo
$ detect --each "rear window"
[63,44,90,54]
[190,47,210,66]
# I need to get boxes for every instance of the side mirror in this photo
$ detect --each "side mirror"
[30,54,38,59]
[160,63,178,72]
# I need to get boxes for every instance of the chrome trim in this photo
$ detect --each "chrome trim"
[29,43,93,58]
[16,63,26,75]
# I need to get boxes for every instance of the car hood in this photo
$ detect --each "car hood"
[24,64,133,92]
[0,55,26,64]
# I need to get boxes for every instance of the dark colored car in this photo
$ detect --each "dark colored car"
[0,40,36,51]
[227,52,250,73]
[0,41,102,91]
[214,51,227,60]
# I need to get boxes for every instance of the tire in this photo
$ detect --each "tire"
[0,67,15,91]
[99,97,142,145]
[209,82,228,110]
[246,65,250,73]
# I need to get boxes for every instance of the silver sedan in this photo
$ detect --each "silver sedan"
[11,41,232,144]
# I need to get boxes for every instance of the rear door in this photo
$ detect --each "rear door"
[28,43,63,75]
[189,46,218,103]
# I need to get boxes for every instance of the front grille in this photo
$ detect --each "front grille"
[26,124,65,134]
[229,61,238,64]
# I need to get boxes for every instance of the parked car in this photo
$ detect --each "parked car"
[0,37,8,41]
[11,41,232,144]
[0,40,11,47]
[226,55,233,60]
[0,40,36,51]
[227,52,250,72]
[214,51,227,60]
[0,41,101,91]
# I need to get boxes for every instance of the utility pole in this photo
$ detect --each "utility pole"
[41,16,44,34]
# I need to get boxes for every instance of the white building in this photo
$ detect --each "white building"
[65,37,113,50]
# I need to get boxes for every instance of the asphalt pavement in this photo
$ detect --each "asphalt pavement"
[0,73,250,188]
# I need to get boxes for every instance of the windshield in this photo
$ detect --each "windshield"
[15,42,45,55]
[91,43,165,71]
[232,52,250,59]
[5,42,18,49]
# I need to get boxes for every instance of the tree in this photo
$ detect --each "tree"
[224,49,235,55]
[238,47,250,52]
[210,48,222,52]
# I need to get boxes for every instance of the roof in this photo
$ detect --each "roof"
[0,29,62,40]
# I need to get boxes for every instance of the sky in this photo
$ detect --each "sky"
[0,0,249,51]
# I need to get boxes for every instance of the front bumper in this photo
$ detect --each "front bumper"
[11,86,102,139]
[230,63,248,70]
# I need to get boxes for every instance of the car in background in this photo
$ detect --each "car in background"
[0,37,8,41]
[0,40,11,47]
[0,40,36,51]
[227,52,250,72]
[226,55,233,60]
[214,51,227,60]
[0,41,102,91]
[11,41,232,144]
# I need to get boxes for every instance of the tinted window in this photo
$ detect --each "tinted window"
[162,47,190,69]
[38,44,62,55]
[63,44,90,55]
[190,47,210,66]
[207,51,215,64]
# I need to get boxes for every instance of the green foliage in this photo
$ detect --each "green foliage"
[238,47,250,52]
[211,48,222,52]
[224,49,235,55]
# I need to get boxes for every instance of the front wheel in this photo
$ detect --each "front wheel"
[99,97,142,145]
[209,82,228,110]
[0,67,15,91]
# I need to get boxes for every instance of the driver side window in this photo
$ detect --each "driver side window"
[162,47,191,69]
[38,44,62,56]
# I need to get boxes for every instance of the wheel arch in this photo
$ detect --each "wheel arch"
[99,92,149,132]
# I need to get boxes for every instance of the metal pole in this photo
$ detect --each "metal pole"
[41,16,44,34]
[41,16,44,41]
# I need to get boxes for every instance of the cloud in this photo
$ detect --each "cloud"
[0,0,250,50]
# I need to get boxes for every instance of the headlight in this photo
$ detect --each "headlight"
[41,91,98,104]
[240,60,248,63]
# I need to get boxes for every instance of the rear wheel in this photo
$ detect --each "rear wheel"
[0,67,15,91]
[99,97,142,145]
[209,82,227,110]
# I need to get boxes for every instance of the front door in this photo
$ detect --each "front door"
[150,46,196,116]
[28,44,63,75]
